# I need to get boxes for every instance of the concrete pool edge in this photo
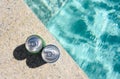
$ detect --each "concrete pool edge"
[0,0,88,79]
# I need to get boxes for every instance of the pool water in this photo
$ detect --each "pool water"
[25,0,120,79]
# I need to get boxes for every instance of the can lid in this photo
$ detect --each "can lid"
[25,35,44,54]
[41,44,60,63]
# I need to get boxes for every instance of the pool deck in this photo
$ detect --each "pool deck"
[0,0,88,79]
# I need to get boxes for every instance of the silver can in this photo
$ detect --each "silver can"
[41,44,60,63]
[25,35,45,54]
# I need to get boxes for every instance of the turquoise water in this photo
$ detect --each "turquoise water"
[25,0,120,79]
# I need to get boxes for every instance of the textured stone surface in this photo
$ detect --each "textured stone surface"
[0,0,88,79]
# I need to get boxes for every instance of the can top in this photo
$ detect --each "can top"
[25,35,43,53]
[41,44,60,63]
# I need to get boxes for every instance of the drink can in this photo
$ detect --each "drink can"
[41,44,60,63]
[25,35,45,54]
